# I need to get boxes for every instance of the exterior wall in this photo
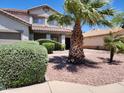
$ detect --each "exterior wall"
[29,8,73,29]
[29,8,56,27]
[0,13,29,40]
[46,34,51,40]
[84,35,106,47]
[34,33,46,40]
[29,8,55,18]
[84,30,124,49]
[61,35,65,45]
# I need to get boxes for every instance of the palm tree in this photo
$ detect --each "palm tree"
[48,0,114,64]
[112,12,124,28]
[104,33,124,63]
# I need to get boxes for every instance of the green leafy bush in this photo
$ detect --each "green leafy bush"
[37,39,65,50]
[61,44,65,51]
[0,42,48,88]
[16,41,39,45]
[42,43,55,54]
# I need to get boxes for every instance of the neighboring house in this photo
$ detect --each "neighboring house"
[0,5,72,49]
[83,28,124,49]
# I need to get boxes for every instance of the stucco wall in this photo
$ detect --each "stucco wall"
[84,30,124,49]
[0,13,29,40]
[84,35,106,47]
[29,8,55,18]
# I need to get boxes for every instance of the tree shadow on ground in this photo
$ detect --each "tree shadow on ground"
[49,56,101,73]
[97,57,123,65]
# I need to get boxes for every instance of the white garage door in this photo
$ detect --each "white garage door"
[0,32,21,40]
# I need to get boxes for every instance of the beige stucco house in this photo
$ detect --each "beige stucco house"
[83,28,124,49]
[0,5,72,49]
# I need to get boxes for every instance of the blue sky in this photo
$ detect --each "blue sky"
[0,0,124,32]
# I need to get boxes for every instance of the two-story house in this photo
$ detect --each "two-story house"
[0,5,72,49]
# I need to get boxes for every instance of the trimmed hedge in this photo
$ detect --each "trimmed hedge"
[42,43,55,54]
[0,41,48,88]
[37,39,65,50]
[16,41,39,45]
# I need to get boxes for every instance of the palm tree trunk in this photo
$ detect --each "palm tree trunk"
[109,48,115,63]
[68,20,85,64]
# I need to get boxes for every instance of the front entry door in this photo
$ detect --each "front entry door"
[65,38,70,50]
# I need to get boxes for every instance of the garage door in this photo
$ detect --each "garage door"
[0,32,21,40]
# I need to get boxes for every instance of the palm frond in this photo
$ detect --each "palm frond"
[111,12,124,27]
[80,0,91,4]
[99,8,115,16]
[47,14,60,22]
[97,20,113,27]
[90,0,107,8]
[104,33,124,53]
[48,14,74,26]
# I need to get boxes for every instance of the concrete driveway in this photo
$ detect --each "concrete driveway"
[0,81,124,93]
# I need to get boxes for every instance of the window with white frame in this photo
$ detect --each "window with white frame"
[48,20,58,26]
[33,17,45,24]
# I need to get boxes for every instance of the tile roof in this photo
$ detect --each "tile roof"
[84,28,124,37]
[28,5,60,14]
[0,9,30,26]
[0,8,28,14]
[32,24,72,32]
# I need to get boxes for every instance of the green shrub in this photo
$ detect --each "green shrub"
[61,44,65,51]
[37,39,65,50]
[0,42,48,88]
[16,41,39,45]
[42,43,55,54]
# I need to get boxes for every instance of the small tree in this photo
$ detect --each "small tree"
[104,33,124,63]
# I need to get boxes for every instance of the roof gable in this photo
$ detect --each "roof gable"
[0,9,30,26]
[28,5,60,14]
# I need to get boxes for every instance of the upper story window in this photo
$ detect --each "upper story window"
[33,17,45,24]
[48,20,58,26]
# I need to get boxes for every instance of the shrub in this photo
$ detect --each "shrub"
[16,41,39,45]
[42,43,55,54]
[61,44,65,51]
[0,42,48,88]
[37,39,65,50]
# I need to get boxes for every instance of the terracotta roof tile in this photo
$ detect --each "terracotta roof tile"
[0,9,30,26]
[0,8,28,14]
[32,24,72,32]
[84,28,124,37]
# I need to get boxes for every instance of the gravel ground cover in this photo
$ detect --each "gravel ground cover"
[46,49,124,86]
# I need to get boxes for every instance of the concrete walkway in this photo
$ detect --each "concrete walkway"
[0,81,124,93]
